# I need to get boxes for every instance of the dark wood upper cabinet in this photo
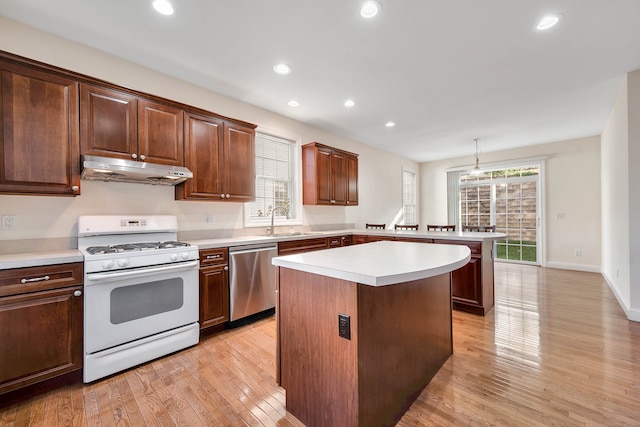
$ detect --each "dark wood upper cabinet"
[80,84,183,166]
[176,111,255,201]
[224,123,255,202]
[80,84,137,159]
[137,99,183,165]
[0,60,80,196]
[302,142,358,206]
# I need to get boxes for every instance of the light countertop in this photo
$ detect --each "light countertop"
[272,240,471,286]
[1,228,500,270]
[0,250,84,270]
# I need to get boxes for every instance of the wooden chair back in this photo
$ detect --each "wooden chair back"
[426,225,456,231]
[394,224,419,231]
[365,223,386,230]
[462,225,496,232]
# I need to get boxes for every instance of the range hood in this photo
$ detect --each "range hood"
[81,155,193,186]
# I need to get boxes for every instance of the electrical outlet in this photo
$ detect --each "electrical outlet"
[2,215,16,231]
[206,215,214,224]
[575,249,582,257]
[338,313,351,340]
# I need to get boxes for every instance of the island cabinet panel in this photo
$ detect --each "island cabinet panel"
[276,267,453,427]
[0,59,80,196]
[80,84,184,166]
[277,268,359,426]
[199,248,229,330]
[0,263,83,395]
[176,112,255,201]
[302,142,358,206]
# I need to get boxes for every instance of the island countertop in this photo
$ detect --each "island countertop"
[272,240,471,286]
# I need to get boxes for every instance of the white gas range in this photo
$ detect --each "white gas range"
[78,215,200,383]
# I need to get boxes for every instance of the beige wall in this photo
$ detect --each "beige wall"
[602,69,640,322]
[0,17,418,251]
[420,136,602,271]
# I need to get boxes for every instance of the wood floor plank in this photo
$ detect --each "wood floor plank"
[2,263,639,426]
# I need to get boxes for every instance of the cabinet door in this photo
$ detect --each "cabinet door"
[314,146,333,205]
[331,151,347,205]
[0,285,83,394]
[177,111,225,199]
[224,122,255,201]
[346,154,358,206]
[80,84,138,160]
[451,256,482,306]
[0,63,80,196]
[200,264,229,329]
[138,99,184,166]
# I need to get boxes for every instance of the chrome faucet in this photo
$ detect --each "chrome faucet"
[270,206,290,236]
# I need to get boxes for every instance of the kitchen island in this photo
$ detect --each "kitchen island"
[273,241,471,427]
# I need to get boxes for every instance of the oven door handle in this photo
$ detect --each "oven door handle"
[86,260,199,283]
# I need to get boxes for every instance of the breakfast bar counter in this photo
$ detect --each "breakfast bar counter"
[273,241,471,427]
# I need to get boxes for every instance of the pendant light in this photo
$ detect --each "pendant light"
[470,138,483,176]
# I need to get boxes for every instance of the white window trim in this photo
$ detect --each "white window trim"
[402,167,418,224]
[243,126,303,228]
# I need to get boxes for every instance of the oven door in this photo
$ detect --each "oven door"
[84,260,199,354]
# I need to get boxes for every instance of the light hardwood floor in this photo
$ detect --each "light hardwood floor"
[1,263,639,426]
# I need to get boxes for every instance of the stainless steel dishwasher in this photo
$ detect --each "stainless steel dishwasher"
[229,243,278,322]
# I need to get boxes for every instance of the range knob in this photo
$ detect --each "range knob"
[170,253,178,261]
[118,258,129,268]
[102,260,114,270]
[180,251,189,260]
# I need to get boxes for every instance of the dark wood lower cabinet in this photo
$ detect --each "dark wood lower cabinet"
[199,248,229,330]
[0,276,83,395]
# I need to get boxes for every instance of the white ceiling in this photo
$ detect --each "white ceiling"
[2,0,639,162]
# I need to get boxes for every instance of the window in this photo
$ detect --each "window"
[245,131,299,227]
[402,169,417,224]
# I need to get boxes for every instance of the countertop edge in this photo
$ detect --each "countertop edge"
[272,241,472,286]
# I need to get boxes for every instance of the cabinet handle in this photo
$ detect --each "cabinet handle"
[131,153,138,159]
[226,194,231,199]
[220,194,225,199]
[139,154,146,161]
[21,275,50,284]
[224,266,229,271]
[71,185,79,191]
[73,290,82,297]
[206,255,221,260]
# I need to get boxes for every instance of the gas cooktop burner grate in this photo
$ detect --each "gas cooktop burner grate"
[85,241,191,255]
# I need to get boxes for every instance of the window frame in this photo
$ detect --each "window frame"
[402,167,418,225]
[243,128,303,229]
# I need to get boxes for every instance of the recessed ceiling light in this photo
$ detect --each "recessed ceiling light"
[385,122,395,127]
[361,1,381,19]
[288,100,300,107]
[273,63,292,75]
[153,0,174,15]
[344,99,356,107]
[535,14,562,31]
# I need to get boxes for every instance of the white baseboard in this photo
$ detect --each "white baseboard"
[545,261,601,273]
[601,272,640,323]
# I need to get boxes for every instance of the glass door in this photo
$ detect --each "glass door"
[460,166,540,264]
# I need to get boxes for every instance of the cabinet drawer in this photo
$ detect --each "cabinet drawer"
[278,238,329,255]
[199,248,229,266]
[328,236,343,248]
[0,263,83,297]
[433,239,482,254]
